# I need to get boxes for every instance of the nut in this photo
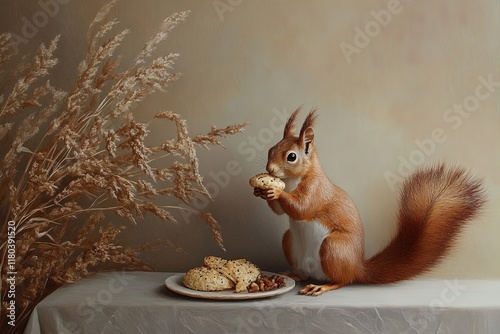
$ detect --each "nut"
[246,274,287,293]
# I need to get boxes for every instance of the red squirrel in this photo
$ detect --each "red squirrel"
[253,107,485,296]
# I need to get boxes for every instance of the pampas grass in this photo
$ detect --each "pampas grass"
[0,2,246,331]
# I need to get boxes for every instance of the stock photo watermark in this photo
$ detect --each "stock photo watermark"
[340,0,413,63]
[428,279,467,307]
[213,0,244,22]
[52,270,138,333]
[402,279,467,334]
[384,74,499,191]
[236,301,303,334]
[6,0,71,55]
[5,220,17,327]
[76,271,135,323]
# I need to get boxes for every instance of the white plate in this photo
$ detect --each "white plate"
[165,271,295,300]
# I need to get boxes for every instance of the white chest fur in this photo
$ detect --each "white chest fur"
[283,177,300,192]
[288,218,329,281]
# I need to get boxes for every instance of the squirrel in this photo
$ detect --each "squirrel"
[253,107,485,296]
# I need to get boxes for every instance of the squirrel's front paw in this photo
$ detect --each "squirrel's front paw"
[265,188,283,200]
[253,187,267,199]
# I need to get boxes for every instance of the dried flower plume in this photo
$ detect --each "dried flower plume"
[0,3,246,332]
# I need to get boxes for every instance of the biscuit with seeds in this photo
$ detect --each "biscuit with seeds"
[249,173,285,190]
[182,266,235,291]
[203,256,228,271]
[217,259,261,292]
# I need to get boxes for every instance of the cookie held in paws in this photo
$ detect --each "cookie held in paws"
[249,173,285,190]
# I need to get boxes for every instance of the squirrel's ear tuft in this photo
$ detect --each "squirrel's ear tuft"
[299,108,318,155]
[299,108,318,137]
[283,106,303,138]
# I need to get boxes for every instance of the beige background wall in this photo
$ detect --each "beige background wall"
[1,0,499,278]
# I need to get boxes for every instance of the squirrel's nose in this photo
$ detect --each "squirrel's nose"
[266,164,274,174]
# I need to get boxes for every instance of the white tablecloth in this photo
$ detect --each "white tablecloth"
[24,272,500,333]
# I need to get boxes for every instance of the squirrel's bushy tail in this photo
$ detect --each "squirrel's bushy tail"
[358,164,485,284]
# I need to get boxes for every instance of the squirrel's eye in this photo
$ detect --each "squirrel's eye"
[287,152,297,162]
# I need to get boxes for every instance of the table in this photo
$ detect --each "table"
[24,272,500,333]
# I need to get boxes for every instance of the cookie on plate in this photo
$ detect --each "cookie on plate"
[204,256,228,271]
[217,259,261,293]
[182,266,235,291]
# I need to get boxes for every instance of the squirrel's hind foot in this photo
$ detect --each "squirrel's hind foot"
[298,283,344,296]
